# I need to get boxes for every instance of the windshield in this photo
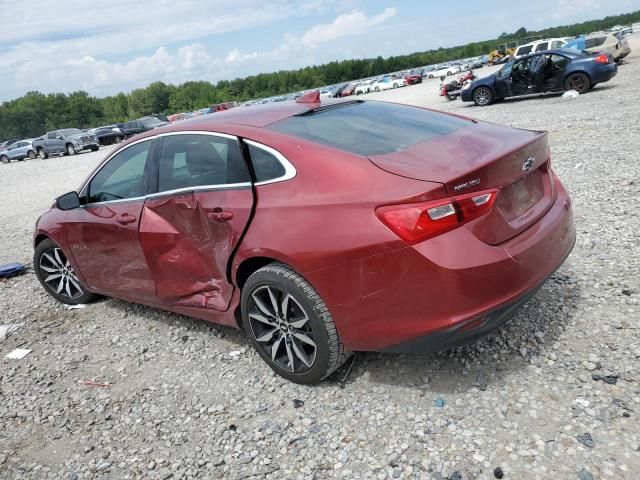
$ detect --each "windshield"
[59,128,82,136]
[269,101,470,156]
[140,117,164,127]
[498,60,514,77]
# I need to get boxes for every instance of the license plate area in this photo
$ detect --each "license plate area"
[498,170,544,221]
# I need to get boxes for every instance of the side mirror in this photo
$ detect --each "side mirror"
[55,191,80,210]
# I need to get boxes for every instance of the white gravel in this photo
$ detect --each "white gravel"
[1,36,639,480]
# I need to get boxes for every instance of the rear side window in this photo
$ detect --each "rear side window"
[269,102,470,156]
[158,134,250,191]
[517,45,533,55]
[247,143,286,182]
[535,42,548,52]
[585,37,607,48]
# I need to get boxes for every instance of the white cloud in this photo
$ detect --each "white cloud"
[301,8,397,47]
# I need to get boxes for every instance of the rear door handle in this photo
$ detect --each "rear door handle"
[207,210,234,222]
[116,213,137,225]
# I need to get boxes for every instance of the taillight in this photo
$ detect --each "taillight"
[594,54,610,64]
[376,189,498,244]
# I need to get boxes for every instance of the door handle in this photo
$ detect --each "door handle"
[207,210,234,222]
[116,213,137,225]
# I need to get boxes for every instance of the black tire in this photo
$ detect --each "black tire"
[114,136,122,144]
[38,149,48,159]
[66,144,76,155]
[473,86,494,106]
[446,92,458,101]
[34,239,96,305]
[27,150,36,159]
[241,263,349,384]
[90,146,99,152]
[0,155,9,164]
[374,86,380,92]
[565,72,590,94]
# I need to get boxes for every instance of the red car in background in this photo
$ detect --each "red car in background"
[340,83,358,97]
[404,70,423,85]
[33,97,575,384]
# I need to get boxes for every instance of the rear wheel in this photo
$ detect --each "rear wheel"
[27,150,36,159]
[241,263,349,384]
[34,239,96,305]
[0,155,9,164]
[565,72,590,94]
[90,146,99,152]
[473,86,494,106]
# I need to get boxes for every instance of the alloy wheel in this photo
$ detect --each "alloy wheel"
[567,74,588,93]
[474,87,492,106]
[38,149,47,159]
[39,247,84,300]
[67,144,76,155]
[28,150,36,159]
[0,156,8,164]
[247,285,317,373]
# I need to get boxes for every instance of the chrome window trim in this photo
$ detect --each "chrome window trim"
[81,131,250,207]
[244,140,297,186]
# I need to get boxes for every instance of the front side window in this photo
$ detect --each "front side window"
[585,37,607,48]
[517,45,533,56]
[535,42,549,52]
[47,132,56,139]
[88,141,152,203]
[158,134,250,192]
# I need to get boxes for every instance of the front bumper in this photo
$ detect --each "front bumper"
[306,176,575,352]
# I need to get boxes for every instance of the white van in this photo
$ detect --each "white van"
[513,38,569,58]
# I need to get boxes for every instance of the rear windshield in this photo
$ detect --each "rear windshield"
[268,101,470,156]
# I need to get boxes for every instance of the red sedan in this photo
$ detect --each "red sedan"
[33,97,575,384]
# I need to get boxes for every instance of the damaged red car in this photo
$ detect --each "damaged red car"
[34,98,575,384]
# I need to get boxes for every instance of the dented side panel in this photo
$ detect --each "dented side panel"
[139,187,253,311]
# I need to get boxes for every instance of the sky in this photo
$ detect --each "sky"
[0,0,638,101]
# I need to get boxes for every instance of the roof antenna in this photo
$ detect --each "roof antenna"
[296,91,321,104]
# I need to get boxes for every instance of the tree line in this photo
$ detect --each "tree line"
[1,10,638,140]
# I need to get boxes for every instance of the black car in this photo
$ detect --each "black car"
[461,49,618,106]
[118,116,169,138]
[89,125,125,145]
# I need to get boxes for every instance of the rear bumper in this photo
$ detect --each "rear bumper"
[306,175,575,352]
[592,63,617,83]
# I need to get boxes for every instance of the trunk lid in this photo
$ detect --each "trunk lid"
[368,122,555,245]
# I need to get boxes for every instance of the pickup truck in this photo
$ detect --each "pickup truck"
[32,129,100,158]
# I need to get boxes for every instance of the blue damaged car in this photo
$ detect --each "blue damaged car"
[461,48,617,106]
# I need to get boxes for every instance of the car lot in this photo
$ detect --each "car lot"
[1,36,639,480]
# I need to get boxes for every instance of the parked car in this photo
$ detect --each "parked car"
[404,70,423,85]
[564,33,631,62]
[0,139,17,151]
[354,80,375,95]
[33,98,575,384]
[431,65,460,78]
[462,48,617,106]
[513,38,569,58]
[118,117,169,138]
[340,83,359,97]
[0,139,37,164]
[32,129,100,158]
[371,76,405,91]
[88,125,125,145]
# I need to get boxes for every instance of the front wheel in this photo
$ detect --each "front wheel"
[473,86,494,106]
[90,146,99,152]
[38,149,48,159]
[0,155,9,164]
[565,72,590,94]
[66,144,76,155]
[34,239,96,305]
[241,263,349,384]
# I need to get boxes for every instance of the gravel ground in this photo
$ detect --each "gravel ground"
[1,36,639,480]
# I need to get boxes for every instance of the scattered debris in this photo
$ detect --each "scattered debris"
[562,89,580,99]
[450,471,463,480]
[229,350,242,357]
[0,323,25,341]
[0,262,27,279]
[83,380,111,388]
[292,399,305,409]
[592,373,618,385]
[576,469,595,480]
[473,371,488,391]
[576,432,595,448]
[493,467,504,479]
[434,397,445,408]
[66,304,86,310]
[6,348,31,359]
